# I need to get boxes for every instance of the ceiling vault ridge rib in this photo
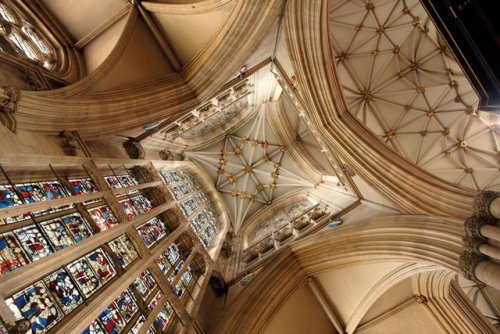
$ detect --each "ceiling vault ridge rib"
[283,0,476,219]
[141,0,234,15]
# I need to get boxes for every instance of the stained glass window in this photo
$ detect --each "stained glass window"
[88,205,119,231]
[61,213,93,243]
[7,281,62,333]
[155,253,170,275]
[181,267,193,286]
[66,258,101,298]
[38,181,67,200]
[0,4,15,23]
[119,199,137,219]
[15,182,47,203]
[21,26,49,55]
[147,291,162,311]
[8,32,37,60]
[180,199,198,217]
[86,249,116,284]
[130,195,152,214]
[0,184,23,208]
[13,225,53,261]
[104,176,121,189]
[116,175,138,187]
[82,320,106,334]
[43,269,83,314]
[40,218,74,250]
[161,170,183,184]
[133,270,157,301]
[166,243,180,264]
[107,235,138,268]
[68,178,98,195]
[129,315,146,334]
[201,224,216,248]
[170,184,190,200]
[136,218,167,248]
[155,303,174,331]
[97,303,126,334]
[0,232,29,275]
[114,289,138,323]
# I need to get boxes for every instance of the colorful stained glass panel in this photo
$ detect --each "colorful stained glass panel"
[104,176,121,189]
[15,183,47,203]
[40,218,74,250]
[13,225,53,261]
[130,195,152,214]
[0,232,29,275]
[7,281,62,333]
[0,184,23,208]
[136,218,167,248]
[86,249,116,284]
[81,320,106,334]
[114,289,137,323]
[38,181,67,200]
[119,199,136,219]
[129,315,146,334]
[154,303,173,331]
[97,303,126,334]
[147,291,162,311]
[43,269,83,314]
[88,205,119,232]
[66,258,101,298]
[107,235,138,268]
[61,213,93,243]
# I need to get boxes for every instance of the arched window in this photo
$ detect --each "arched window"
[0,1,56,70]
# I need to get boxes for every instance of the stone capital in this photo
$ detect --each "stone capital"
[463,236,483,254]
[459,252,486,281]
[473,191,499,219]
[464,216,489,239]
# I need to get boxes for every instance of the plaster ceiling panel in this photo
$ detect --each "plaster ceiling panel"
[41,0,128,42]
[262,284,336,334]
[329,0,500,191]
[358,302,442,334]
[187,108,314,231]
[315,261,403,324]
[83,16,128,73]
[89,17,175,92]
[149,2,234,66]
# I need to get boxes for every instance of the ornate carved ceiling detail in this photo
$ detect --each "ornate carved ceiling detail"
[186,109,313,231]
[329,0,499,191]
[159,79,253,141]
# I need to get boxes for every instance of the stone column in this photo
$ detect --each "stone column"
[480,225,500,242]
[473,191,500,220]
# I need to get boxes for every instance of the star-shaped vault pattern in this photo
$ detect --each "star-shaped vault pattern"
[186,109,313,231]
[329,0,499,191]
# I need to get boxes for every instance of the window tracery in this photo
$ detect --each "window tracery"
[0,1,55,70]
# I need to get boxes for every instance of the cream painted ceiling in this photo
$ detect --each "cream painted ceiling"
[40,0,234,89]
[329,0,499,191]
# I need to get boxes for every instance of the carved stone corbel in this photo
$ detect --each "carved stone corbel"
[59,130,79,156]
[0,86,20,132]
[463,236,483,254]
[123,138,145,159]
[473,191,499,219]
[464,216,488,240]
[159,149,185,161]
[459,252,486,281]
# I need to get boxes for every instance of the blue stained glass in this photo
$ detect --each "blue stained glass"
[114,289,137,323]
[40,218,74,250]
[43,269,83,314]
[61,213,93,243]
[66,258,101,298]
[180,199,198,217]
[81,320,106,334]
[166,244,179,264]
[69,178,98,195]
[38,181,67,200]
[147,291,162,311]
[119,199,136,219]
[133,270,157,301]
[15,183,47,203]
[130,195,152,214]
[181,267,193,286]
[104,176,121,189]
[97,303,126,334]
[155,254,170,275]
[13,225,53,261]
[0,232,30,275]
[86,249,116,284]
[0,184,23,208]
[88,205,119,231]
[154,303,173,331]
[7,281,62,333]
[116,175,137,187]
[107,235,138,268]
[161,170,183,184]
[129,315,146,334]
[136,218,167,248]
[170,184,190,200]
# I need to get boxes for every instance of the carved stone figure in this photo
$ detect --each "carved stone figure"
[123,138,145,159]
[0,86,20,132]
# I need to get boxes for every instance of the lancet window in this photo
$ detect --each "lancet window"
[0,1,55,70]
